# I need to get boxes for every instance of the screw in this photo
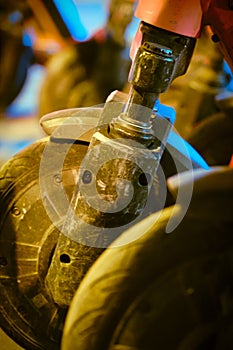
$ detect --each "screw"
[54,174,62,184]
[82,170,92,184]
[11,206,21,216]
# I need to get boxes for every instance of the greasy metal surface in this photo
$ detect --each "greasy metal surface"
[0,138,88,349]
[133,22,196,87]
[125,22,196,112]
[44,96,174,306]
[108,22,196,147]
[44,92,207,307]
[45,122,164,306]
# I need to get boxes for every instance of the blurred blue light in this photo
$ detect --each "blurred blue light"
[9,11,22,24]
[76,3,108,40]
[167,130,210,170]
[6,64,46,117]
[223,60,233,91]
[22,32,33,47]
[53,1,139,43]
[53,0,88,40]
[125,16,140,46]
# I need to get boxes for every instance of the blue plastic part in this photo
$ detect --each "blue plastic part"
[167,130,210,170]
[156,102,176,125]
[156,101,209,170]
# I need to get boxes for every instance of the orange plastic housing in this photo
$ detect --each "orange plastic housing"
[203,0,233,73]
[135,0,203,37]
[134,0,233,73]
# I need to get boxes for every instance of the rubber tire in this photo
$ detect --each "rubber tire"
[62,167,233,350]
[0,137,89,350]
[0,135,167,350]
[188,112,233,166]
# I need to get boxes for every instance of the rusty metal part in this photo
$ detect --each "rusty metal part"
[43,21,200,307]
[44,98,174,306]
[110,22,196,139]
[129,22,196,94]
